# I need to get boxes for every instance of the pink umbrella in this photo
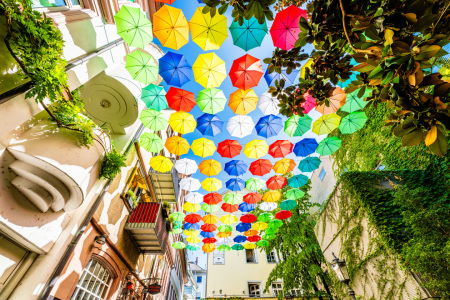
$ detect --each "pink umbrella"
[301,90,316,114]
[270,5,307,51]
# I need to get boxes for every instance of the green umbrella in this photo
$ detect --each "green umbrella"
[339,111,368,134]
[139,109,168,131]
[186,244,200,251]
[263,233,276,240]
[264,228,278,235]
[201,203,220,213]
[141,84,168,111]
[169,212,185,222]
[279,200,297,210]
[217,245,231,252]
[125,50,159,85]
[218,225,233,233]
[172,241,186,249]
[256,240,269,247]
[257,213,273,223]
[140,132,164,153]
[268,219,283,229]
[284,115,312,137]
[246,178,266,191]
[173,221,183,227]
[316,137,342,156]
[171,228,183,234]
[286,188,305,200]
[114,6,153,49]
[298,157,321,172]
[196,88,227,114]
[340,88,371,113]
[232,244,244,251]
[223,193,244,205]
[288,174,309,188]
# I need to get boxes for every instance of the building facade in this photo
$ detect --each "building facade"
[189,263,206,300]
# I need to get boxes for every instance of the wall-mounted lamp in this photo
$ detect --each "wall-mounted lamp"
[219,289,222,294]
[94,234,107,245]
[126,281,133,290]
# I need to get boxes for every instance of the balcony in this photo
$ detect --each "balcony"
[149,160,179,204]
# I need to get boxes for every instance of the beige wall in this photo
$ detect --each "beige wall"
[308,155,337,215]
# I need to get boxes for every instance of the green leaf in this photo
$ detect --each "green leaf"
[374,7,383,17]
[368,65,384,79]
[427,128,447,156]
[381,71,394,85]
[401,130,425,146]
[218,3,228,15]
[415,45,441,60]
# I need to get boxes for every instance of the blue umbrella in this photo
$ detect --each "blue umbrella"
[236,222,252,232]
[264,67,299,87]
[293,138,318,157]
[255,114,283,138]
[224,160,248,176]
[184,222,201,230]
[239,202,255,212]
[233,235,248,243]
[298,157,321,172]
[229,17,268,51]
[159,51,192,87]
[288,174,309,188]
[200,231,215,238]
[226,178,246,191]
[196,113,223,136]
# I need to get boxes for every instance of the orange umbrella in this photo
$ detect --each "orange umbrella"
[198,159,222,176]
[228,89,259,115]
[273,158,296,174]
[263,190,282,202]
[165,136,190,156]
[217,231,232,238]
[202,243,216,253]
[244,229,259,236]
[316,86,347,115]
[203,214,219,224]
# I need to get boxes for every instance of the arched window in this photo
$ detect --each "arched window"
[71,258,113,300]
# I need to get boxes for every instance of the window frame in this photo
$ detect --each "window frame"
[196,276,202,283]
[31,0,83,12]
[319,167,326,181]
[266,250,277,263]
[247,282,262,298]
[245,248,258,264]
[271,282,283,297]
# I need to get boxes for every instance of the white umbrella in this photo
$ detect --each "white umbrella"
[185,192,203,204]
[175,158,198,175]
[216,237,233,245]
[258,92,280,115]
[259,202,277,212]
[179,178,201,191]
[226,115,254,138]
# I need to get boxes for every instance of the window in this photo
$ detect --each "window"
[319,168,326,181]
[272,282,283,296]
[122,163,153,209]
[213,250,225,265]
[196,292,201,299]
[266,250,277,263]
[245,249,257,263]
[248,283,261,297]
[31,0,80,9]
[71,258,113,300]
[196,276,202,283]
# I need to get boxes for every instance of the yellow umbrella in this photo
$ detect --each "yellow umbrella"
[153,5,189,50]
[183,202,201,213]
[217,231,232,238]
[186,236,201,243]
[193,53,227,88]
[150,156,173,172]
[263,190,282,202]
[244,229,259,237]
[189,7,228,51]
[220,215,238,224]
[252,222,268,231]
[203,214,219,224]
[243,242,256,249]
[202,243,216,253]
[312,113,342,135]
[169,111,197,134]
[199,159,222,176]
[165,136,190,156]
[228,89,258,115]
[273,158,296,174]
[191,138,216,157]
[202,178,222,192]
[243,140,268,159]
[184,230,200,236]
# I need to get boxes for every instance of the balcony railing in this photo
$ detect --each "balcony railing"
[149,159,179,203]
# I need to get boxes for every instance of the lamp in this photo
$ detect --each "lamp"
[330,252,356,300]
[126,281,133,290]
[94,234,107,245]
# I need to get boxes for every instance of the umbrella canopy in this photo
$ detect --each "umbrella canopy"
[229,54,263,90]
[156,0,175,4]
[247,235,262,242]
[175,158,198,175]
[197,88,227,114]
[263,233,276,240]
[243,242,256,249]
[312,113,342,135]
[244,140,269,159]
[240,214,257,223]
[252,221,268,231]
[150,156,173,172]
[232,244,245,250]
[228,89,259,115]
[341,88,371,113]
[191,138,216,157]
[269,140,293,158]
[140,109,168,131]
[288,174,309,188]
[249,159,273,176]
[186,236,201,244]
[186,244,201,251]
[141,84,168,111]
[293,138,318,157]
[316,87,347,115]
[268,219,284,229]
[339,111,368,134]
[169,212,186,222]
[220,215,238,224]
[267,176,287,190]
[246,178,266,191]
[258,92,280,115]
[203,214,219,224]
[172,242,186,249]
[255,114,283,138]
[227,115,255,138]
[264,67,299,87]
[202,235,216,242]
[180,177,201,191]
[224,160,248,176]
[201,203,220,213]
[298,157,321,172]
[193,53,227,88]
[256,240,269,247]
[165,136,190,156]
[218,225,233,233]
[140,132,164,153]
[125,50,158,85]
[199,159,222,176]
[169,111,197,134]
[184,222,201,230]
[202,243,216,253]
[229,17,268,51]
[244,230,259,237]
[258,213,273,223]
[222,203,239,213]
[265,228,279,235]
[217,140,242,158]
[273,158,296,174]
[189,7,228,50]
[183,202,201,213]
[185,192,203,204]
[316,136,342,156]
[270,5,307,51]
[153,5,189,50]
[114,6,152,49]
[223,193,244,205]
[263,190,282,202]
[226,178,246,192]
[236,222,252,232]
[159,52,191,87]
[166,87,196,112]
[284,115,312,137]
[201,178,222,192]
[244,192,262,204]
[276,210,293,220]
[302,90,317,114]
[239,202,256,212]
[185,213,202,223]
[216,232,232,239]
[196,113,223,136]
[279,199,297,210]
[217,245,231,252]
[203,193,222,205]
[233,235,247,243]
[286,188,305,200]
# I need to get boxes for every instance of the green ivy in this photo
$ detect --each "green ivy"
[99,150,127,180]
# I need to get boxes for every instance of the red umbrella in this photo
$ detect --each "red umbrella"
[270,5,307,51]
[217,140,242,158]
[240,213,257,223]
[221,203,239,213]
[243,192,262,204]
[166,87,196,112]
[269,140,293,158]
[275,210,292,220]
[229,54,263,90]
[247,235,261,242]
[155,0,175,3]
[302,90,317,114]
[201,224,217,232]
[266,176,287,190]
[203,237,217,244]
[203,193,222,205]
[185,213,202,223]
[249,159,273,176]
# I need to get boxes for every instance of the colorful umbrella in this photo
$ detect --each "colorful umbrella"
[156,0,175,4]
[169,212,186,222]
[202,235,216,242]
[264,67,299,87]
[268,219,283,229]
[166,87,196,112]
[114,6,152,49]
[224,193,244,205]
[267,176,287,190]
[279,199,297,210]
[196,113,223,136]
[159,52,191,87]
[217,140,242,158]
[191,138,216,157]
[244,193,262,204]
[186,193,203,205]
[232,244,245,250]
[183,202,201,213]
[193,53,227,88]
[258,92,280,115]
[186,236,201,244]
[165,136,190,156]
[175,158,198,175]
[288,174,309,188]
[298,157,321,172]
[269,140,293,158]
[222,203,239,213]
[172,241,186,249]
[316,87,347,115]
[221,215,238,225]
[262,233,276,240]
[263,190,282,202]
[186,244,201,251]
[180,177,201,191]
[227,115,255,138]
[202,243,215,253]
[293,138,318,157]
[265,228,279,235]
[257,213,273,223]
[141,84,168,111]
[189,7,228,50]
[256,240,269,247]
[140,109,168,131]
[150,156,173,172]
[236,223,252,232]
[316,136,342,156]
[226,178,246,192]
[252,222,268,231]
[302,90,317,114]
[199,159,222,176]
[247,235,262,242]
[286,188,305,200]
[216,232,232,239]
[140,132,164,153]
[312,113,342,135]
[185,213,202,223]
[224,160,248,176]
[273,158,296,174]
[240,214,257,223]
[244,140,269,159]
[243,242,256,249]
[239,202,256,212]
[229,17,268,51]
[255,114,283,138]
[275,210,293,220]
[244,229,259,237]
[228,89,259,115]
[202,178,222,192]
[246,178,266,191]
[125,50,158,85]
[284,115,312,137]
[153,5,189,50]
[217,245,231,252]
[339,111,368,134]
[203,193,222,205]
[203,214,219,224]
[270,5,307,51]
[218,225,233,233]
[229,54,264,90]
[169,111,197,134]
[234,235,247,243]
[249,159,273,176]
[201,203,220,213]
[197,88,227,114]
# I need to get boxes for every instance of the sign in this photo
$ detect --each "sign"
[148,283,162,295]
